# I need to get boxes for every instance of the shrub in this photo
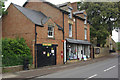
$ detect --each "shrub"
[117,42,120,51]
[1,38,32,67]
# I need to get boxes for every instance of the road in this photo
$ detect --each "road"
[31,54,119,80]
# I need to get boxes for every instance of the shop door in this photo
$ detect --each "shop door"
[37,44,57,67]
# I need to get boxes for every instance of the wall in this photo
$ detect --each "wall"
[36,18,63,64]
[24,2,90,41]
[94,47,109,58]
[118,29,120,42]
[2,4,35,49]
[71,2,78,12]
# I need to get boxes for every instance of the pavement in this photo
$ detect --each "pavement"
[1,53,119,80]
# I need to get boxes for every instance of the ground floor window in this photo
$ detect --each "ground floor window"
[67,43,90,60]
[67,44,77,60]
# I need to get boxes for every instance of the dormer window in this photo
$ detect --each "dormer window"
[68,6,73,19]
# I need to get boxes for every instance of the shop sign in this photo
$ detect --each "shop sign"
[42,43,52,46]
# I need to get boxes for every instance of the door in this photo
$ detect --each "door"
[37,44,57,67]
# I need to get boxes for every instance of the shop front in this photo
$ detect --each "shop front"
[66,38,91,62]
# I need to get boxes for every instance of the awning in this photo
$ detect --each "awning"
[66,38,91,45]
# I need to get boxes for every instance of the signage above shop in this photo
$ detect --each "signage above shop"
[42,43,52,46]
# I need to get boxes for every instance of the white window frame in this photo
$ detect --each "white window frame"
[68,10,72,19]
[84,15,87,24]
[48,25,54,38]
[84,20,87,24]
[69,24,72,37]
[84,29,87,40]
[68,7,72,19]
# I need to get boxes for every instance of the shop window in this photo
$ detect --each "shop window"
[67,44,77,60]
[69,24,72,37]
[48,26,54,38]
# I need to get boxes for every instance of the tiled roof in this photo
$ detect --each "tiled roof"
[73,10,86,15]
[13,3,48,26]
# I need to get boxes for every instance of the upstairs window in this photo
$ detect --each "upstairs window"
[48,26,54,38]
[69,24,72,37]
[84,29,87,40]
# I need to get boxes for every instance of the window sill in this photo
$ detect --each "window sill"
[48,37,55,40]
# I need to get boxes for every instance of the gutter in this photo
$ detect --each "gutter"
[75,17,77,39]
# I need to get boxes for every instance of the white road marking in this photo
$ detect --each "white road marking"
[88,74,98,79]
[104,65,116,72]
[60,66,67,68]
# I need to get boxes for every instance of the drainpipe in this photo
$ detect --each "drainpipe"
[34,24,43,68]
[62,12,65,64]
[35,24,37,68]
[75,17,77,39]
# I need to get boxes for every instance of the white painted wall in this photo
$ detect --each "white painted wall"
[118,29,120,42]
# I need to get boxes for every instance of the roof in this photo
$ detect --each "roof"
[23,1,85,21]
[73,10,86,15]
[66,38,91,45]
[43,2,69,14]
[12,3,48,26]
[56,2,70,8]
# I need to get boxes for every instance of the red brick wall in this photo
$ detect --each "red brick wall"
[25,2,63,28]
[24,2,88,40]
[71,2,78,12]
[36,18,63,64]
[2,4,35,49]
[87,24,90,42]
[76,19,85,40]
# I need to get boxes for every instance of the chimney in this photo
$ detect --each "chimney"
[71,2,78,12]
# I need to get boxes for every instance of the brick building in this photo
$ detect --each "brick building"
[2,1,91,68]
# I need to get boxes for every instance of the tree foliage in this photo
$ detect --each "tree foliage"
[79,2,119,46]
[1,38,32,67]
[0,0,7,16]
[117,42,120,51]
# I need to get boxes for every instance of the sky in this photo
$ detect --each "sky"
[4,0,119,42]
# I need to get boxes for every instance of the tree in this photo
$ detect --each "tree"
[0,0,7,16]
[79,2,119,47]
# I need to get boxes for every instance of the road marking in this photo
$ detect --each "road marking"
[88,74,98,79]
[104,65,116,72]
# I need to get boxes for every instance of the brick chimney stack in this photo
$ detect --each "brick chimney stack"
[71,2,78,12]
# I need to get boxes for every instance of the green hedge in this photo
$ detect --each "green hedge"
[1,38,32,67]
[117,42,120,51]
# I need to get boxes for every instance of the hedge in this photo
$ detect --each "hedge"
[117,42,120,51]
[1,38,32,67]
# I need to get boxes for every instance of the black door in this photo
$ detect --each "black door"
[37,44,57,67]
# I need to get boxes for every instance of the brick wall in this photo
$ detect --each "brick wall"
[24,2,90,41]
[2,4,35,49]
[2,4,64,65]
[71,2,78,12]
[36,18,63,64]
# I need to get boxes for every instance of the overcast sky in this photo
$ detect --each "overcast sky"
[4,0,118,42]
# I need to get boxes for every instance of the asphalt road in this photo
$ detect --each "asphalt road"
[32,54,119,79]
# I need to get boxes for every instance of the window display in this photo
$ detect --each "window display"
[67,44,77,60]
